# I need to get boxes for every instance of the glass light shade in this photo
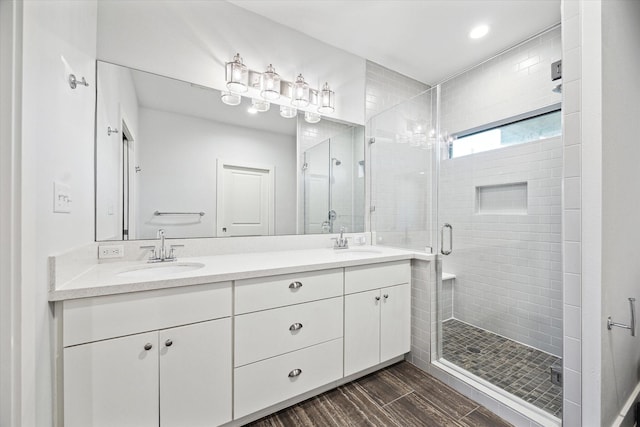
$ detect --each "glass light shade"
[260,64,281,100]
[291,74,310,107]
[225,53,248,93]
[304,111,321,124]
[280,105,297,119]
[220,91,241,106]
[317,82,335,113]
[251,98,270,112]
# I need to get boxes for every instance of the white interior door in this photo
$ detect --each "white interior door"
[217,161,274,236]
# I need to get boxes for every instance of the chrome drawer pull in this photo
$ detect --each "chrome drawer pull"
[288,369,303,378]
[165,339,173,347]
[383,294,389,299]
[289,281,303,290]
[375,296,381,301]
[289,323,303,331]
[144,343,153,351]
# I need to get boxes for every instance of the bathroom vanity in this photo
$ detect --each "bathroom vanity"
[50,247,416,426]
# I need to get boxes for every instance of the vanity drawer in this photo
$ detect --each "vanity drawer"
[63,282,231,347]
[234,338,343,419]
[344,260,410,294]
[235,268,343,314]
[235,297,343,367]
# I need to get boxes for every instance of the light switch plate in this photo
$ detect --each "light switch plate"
[98,245,125,259]
[53,181,71,213]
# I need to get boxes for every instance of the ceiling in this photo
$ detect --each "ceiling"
[228,0,561,85]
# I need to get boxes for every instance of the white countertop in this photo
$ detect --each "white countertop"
[49,246,434,301]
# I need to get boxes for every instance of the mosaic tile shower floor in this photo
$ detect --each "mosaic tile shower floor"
[442,319,563,418]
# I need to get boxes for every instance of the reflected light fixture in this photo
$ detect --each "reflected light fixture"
[291,74,310,107]
[280,105,297,119]
[225,53,248,93]
[318,82,335,113]
[251,98,270,113]
[220,91,241,106]
[260,64,281,100]
[304,111,321,124]
[469,25,489,39]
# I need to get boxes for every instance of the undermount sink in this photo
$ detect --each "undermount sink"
[116,262,205,279]
[334,247,383,254]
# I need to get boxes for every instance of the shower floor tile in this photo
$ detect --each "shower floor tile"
[442,319,563,418]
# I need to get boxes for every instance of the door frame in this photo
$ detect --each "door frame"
[215,159,275,237]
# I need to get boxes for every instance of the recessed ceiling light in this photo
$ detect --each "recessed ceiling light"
[469,25,489,39]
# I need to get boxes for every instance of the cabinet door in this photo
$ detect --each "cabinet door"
[380,283,411,362]
[344,289,381,376]
[64,331,158,427]
[159,318,232,427]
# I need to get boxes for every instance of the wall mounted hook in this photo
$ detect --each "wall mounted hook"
[68,74,89,89]
[107,126,119,136]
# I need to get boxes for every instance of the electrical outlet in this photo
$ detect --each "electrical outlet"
[98,245,124,259]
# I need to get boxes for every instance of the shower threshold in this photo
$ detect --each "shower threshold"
[442,319,562,418]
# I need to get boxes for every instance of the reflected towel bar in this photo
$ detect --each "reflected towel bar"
[154,211,205,217]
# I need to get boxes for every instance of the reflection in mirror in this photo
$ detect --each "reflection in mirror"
[95,61,364,241]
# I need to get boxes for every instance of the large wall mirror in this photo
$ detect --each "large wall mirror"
[95,61,365,241]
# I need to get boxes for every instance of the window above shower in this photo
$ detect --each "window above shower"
[449,108,561,159]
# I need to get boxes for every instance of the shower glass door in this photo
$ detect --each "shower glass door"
[435,79,564,419]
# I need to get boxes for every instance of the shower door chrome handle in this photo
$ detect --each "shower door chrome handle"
[440,223,453,255]
[607,297,636,337]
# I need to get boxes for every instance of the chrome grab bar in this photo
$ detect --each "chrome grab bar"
[607,297,636,337]
[440,223,453,255]
[154,210,205,217]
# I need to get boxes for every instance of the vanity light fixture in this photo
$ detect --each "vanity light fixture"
[291,74,310,107]
[222,55,335,114]
[280,105,297,119]
[260,64,281,100]
[221,91,242,106]
[318,82,335,113]
[251,98,270,113]
[304,111,321,124]
[225,53,249,93]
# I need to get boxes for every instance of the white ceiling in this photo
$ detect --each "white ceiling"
[228,0,561,85]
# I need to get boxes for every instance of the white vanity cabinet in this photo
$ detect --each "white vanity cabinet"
[344,261,411,376]
[62,282,232,427]
[233,269,344,419]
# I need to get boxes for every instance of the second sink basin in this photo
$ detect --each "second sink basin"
[116,262,205,279]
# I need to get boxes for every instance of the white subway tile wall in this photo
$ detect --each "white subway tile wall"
[365,60,431,122]
[561,1,582,424]
[440,27,561,136]
[440,136,564,356]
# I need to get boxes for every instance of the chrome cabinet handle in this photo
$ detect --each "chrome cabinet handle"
[289,281,303,290]
[440,223,453,255]
[383,294,389,299]
[144,343,153,351]
[165,339,173,347]
[375,296,381,301]
[289,323,303,331]
[288,369,302,378]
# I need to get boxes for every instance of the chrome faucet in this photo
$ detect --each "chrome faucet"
[141,229,183,262]
[333,226,349,249]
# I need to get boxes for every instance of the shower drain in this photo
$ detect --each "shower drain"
[467,347,481,354]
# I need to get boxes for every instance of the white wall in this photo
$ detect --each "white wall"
[136,107,296,239]
[440,26,561,136]
[95,62,140,240]
[601,0,640,425]
[0,1,23,425]
[20,1,97,426]
[440,137,563,356]
[96,1,366,126]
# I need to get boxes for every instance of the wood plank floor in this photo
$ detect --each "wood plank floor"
[246,362,513,426]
